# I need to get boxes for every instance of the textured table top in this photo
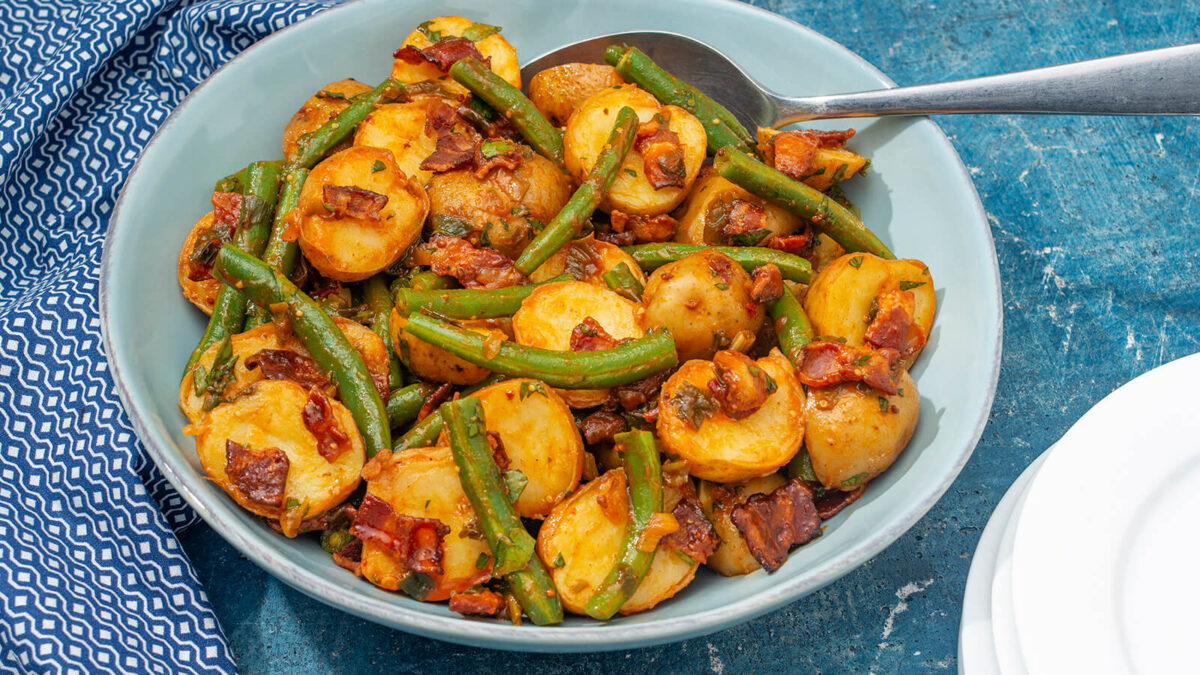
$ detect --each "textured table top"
[179,0,1200,671]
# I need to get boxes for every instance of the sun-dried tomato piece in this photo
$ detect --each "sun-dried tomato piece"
[569,317,618,352]
[394,37,488,72]
[427,234,525,288]
[245,349,330,390]
[351,493,451,575]
[730,478,820,572]
[322,185,388,220]
[302,387,350,462]
[224,440,289,508]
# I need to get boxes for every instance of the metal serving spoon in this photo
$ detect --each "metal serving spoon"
[521,31,1200,128]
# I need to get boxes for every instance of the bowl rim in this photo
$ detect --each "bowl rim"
[99,0,1002,652]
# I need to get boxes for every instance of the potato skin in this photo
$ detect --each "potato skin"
[528,63,624,127]
[390,309,502,385]
[470,379,584,518]
[805,369,919,490]
[190,380,364,535]
[536,470,698,616]
[529,237,648,288]
[354,100,472,187]
[803,253,935,367]
[390,15,520,92]
[696,474,787,576]
[657,352,805,483]
[673,168,804,245]
[177,212,224,315]
[358,446,492,601]
[282,79,373,163]
[294,146,429,282]
[564,85,707,216]
[639,250,765,362]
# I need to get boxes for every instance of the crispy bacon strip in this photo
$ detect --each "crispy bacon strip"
[225,440,289,508]
[864,289,926,364]
[302,387,350,462]
[322,185,388,220]
[634,112,687,189]
[579,410,628,445]
[814,485,866,520]
[764,233,811,254]
[707,350,772,420]
[449,589,506,617]
[351,493,450,576]
[660,496,720,563]
[724,199,767,238]
[394,37,488,72]
[417,382,455,422]
[569,317,618,352]
[420,133,476,172]
[428,234,525,288]
[750,264,784,304]
[760,128,857,182]
[730,478,821,572]
[797,340,900,395]
[424,100,462,138]
[211,191,244,227]
[610,210,677,243]
[245,349,330,390]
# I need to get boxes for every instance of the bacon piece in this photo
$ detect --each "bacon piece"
[764,233,811,254]
[245,349,331,390]
[427,235,526,288]
[730,478,821,572]
[394,37,488,72]
[814,485,866,520]
[761,128,857,182]
[660,496,720,564]
[224,440,289,508]
[864,289,927,364]
[322,185,388,220]
[570,317,618,352]
[473,140,523,178]
[750,264,784,304]
[449,589,505,617]
[634,112,687,189]
[420,133,476,172]
[424,100,462,138]
[211,191,244,227]
[706,350,772,420]
[187,220,234,281]
[723,199,768,240]
[797,340,900,395]
[417,382,455,422]
[302,387,350,462]
[579,410,628,444]
[351,493,451,575]
[612,371,669,411]
[332,538,363,576]
[610,210,677,243]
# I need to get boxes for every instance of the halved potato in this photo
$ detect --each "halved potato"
[536,470,698,616]
[696,474,787,576]
[282,79,374,163]
[325,317,391,400]
[353,100,474,187]
[805,232,846,273]
[529,237,648,288]
[805,369,919,490]
[358,446,492,601]
[390,16,520,92]
[528,63,624,127]
[390,309,502,385]
[657,351,805,482]
[294,146,429,282]
[189,380,364,536]
[672,168,805,245]
[511,280,642,407]
[564,85,707,216]
[177,212,225,315]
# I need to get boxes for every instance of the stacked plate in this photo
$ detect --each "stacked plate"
[959,353,1200,674]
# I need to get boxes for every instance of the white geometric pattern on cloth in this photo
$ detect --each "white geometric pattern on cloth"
[0,1,339,672]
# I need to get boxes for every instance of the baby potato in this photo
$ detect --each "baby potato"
[536,470,699,616]
[696,474,787,576]
[282,79,373,163]
[529,237,648,289]
[391,16,520,92]
[528,62,624,127]
[426,150,573,259]
[391,309,502,385]
[672,168,804,245]
[758,127,868,192]
[805,369,919,490]
[657,351,805,483]
[805,232,846,273]
[294,146,429,282]
[190,380,364,536]
[803,253,935,367]
[358,446,492,601]
[639,249,765,362]
[179,324,288,424]
[353,100,473,187]
[323,317,391,400]
[177,212,225,315]
[470,379,584,518]
[564,85,707,216]
[512,280,642,407]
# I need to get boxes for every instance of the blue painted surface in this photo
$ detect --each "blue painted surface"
[179,0,1200,671]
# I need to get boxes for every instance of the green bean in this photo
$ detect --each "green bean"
[714,145,894,259]
[600,262,644,301]
[448,57,564,168]
[363,274,404,389]
[213,166,246,194]
[767,285,814,365]
[403,313,677,389]
[289,79,405,170]
[392,373,507,451]
[394,275,571,319]
[514,107,639,275]
[386,382,439,430]
[584,430,663,619]
[622,242,812,284]
[408,271,457,292]
[605,45,757,156]
[185,161,282,370]
[245,167,308,329]
[212,245,391,458]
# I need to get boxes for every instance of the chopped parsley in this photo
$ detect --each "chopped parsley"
[898,280,926,291]
[552,553,566,568]
[462,22,501,42]
[519,381,548,400]
[416,20,442,42]
[848,255,863,269]
[370,159,385,173]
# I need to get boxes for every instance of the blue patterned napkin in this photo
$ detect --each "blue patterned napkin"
[0,1,341,672]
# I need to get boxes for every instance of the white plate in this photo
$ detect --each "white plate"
[959,450,1051,675]
[1010,352,1200,673]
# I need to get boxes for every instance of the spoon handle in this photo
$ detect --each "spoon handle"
[774,43,1200,124]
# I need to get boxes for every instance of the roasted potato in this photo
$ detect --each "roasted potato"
[293,146,429,282]
[354,100,475,187]
[358,446,492,601]
[805,232,846,273]
[696,474,787,576]
[657,351,805,482]
[189,380,365,536]
[528,62,624,127]
[536,470,698,616]
[177,212,225,315]
[805,369,919,490]
[390,309,503,385]
[639,249,765,362]
[758,127,868,192]
[803,253,935,367]
[672,168,805,245]
[529,237,648,289]
[426,150,573,259]
[390,16,520,92]
[564,85,707,216]
[327,317,391,400]
[282,79,373,163]
[512,280,642,407]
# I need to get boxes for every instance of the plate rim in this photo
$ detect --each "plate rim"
[99,0,1003,651]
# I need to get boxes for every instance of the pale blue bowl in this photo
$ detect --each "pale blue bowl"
[100,0,1001,652]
